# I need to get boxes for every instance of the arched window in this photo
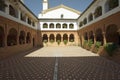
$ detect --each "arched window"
[9,5,18,18]
[19,31,25,45]
[83,18,87,25]
[56,34,61,42]
[49,34,55,42]
[88,13,93,22]
[26,32,31,44]
[94,6,102,18]
[7,28,17,46]
[42,34,48,42]
[105,0,119,12]
[79,22,83,27]
[20,13,26,22]
[62,24,67,29]
[69,24,74,29]
[56,23,61,28]
[63,34,68,41]
[27,18,31,25]
[106,24,119,44]
[0,27,4,47]
[69,34,74,42]
[0,0,6,12]
[43,23,48,28]
[49,23,54,28]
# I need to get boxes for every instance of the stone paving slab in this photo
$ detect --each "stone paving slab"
[0,46,120,80]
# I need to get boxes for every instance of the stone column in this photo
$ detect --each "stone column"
[102,32,107,45]
[93,33,96,44]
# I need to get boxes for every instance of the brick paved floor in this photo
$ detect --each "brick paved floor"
[0,46,120,80]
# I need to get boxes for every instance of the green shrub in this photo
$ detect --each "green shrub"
[88,39,93,48]
[105,43,117,56]
[57,40,61,45]
[50,39,54,43]
[83,40,88,48]
[70,39,74,42]
[63,40,68,45]
[95,41,101,51]
[43,40,47,43]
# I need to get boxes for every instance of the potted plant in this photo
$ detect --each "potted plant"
[50,39,54,44]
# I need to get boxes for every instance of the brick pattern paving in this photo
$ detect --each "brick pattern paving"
[0,47,120,80]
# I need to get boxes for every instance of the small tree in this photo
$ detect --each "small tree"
[105,43,117,56]
[95,41,101,51]
[50,39,54,44]
[88,39,93,48]
[63,40,68,45]
[57,40,61,45]
[43,40,47,44]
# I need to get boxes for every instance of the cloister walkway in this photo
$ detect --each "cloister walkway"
[0,46,120,80]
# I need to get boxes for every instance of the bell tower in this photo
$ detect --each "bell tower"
[43,0,49,10]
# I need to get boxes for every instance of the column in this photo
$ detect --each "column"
[93,33,96,44]
[102,32,107,45]
[5,1,9,15]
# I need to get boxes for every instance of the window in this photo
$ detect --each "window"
[88,13,93,22]
[79,22,83,27]
[0,0,7,12]
[49,23,54,28]
[69,24,74,29]
[20,13,26,22]
[9,5,18,18]
[94,6,102,18]
[105,0,119,12]
[27,18,31,25]
[43,23,48,28]
[61,14,64,18]
[83,18,87,25]
[56,23,61,28]
[63,24,67,29]
[32,22,35,27]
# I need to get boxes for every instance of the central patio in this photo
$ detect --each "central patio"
[0,46,120,80]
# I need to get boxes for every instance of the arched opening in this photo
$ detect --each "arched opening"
[69,24,74,29]
[42,34,48,42]
[0,27,4,47]
[56,34,61,42]
[69,34,74,42]
[63,34,68,41]
[79,21,83,27]
[9,5,18,18]
[62,23,67,29]
[106,24,119,45]
[43,23,48,28]
[49,23,54,28]
[83,18,87,25]
[94,6,102,18]
[89,31,94,43]
[105,0,119,12]
[56,23,61,28]
[49,34,55,42]
[7,28,17,46]
[96,28,103,45]
[88,13,93,22]
[26,32,31,44]
[84,32,88,41]
[19,31,25,45]
[0,0,6,12]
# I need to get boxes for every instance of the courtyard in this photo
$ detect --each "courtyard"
[0,46,120,80]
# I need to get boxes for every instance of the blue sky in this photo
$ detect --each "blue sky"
[24,0,93,16]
